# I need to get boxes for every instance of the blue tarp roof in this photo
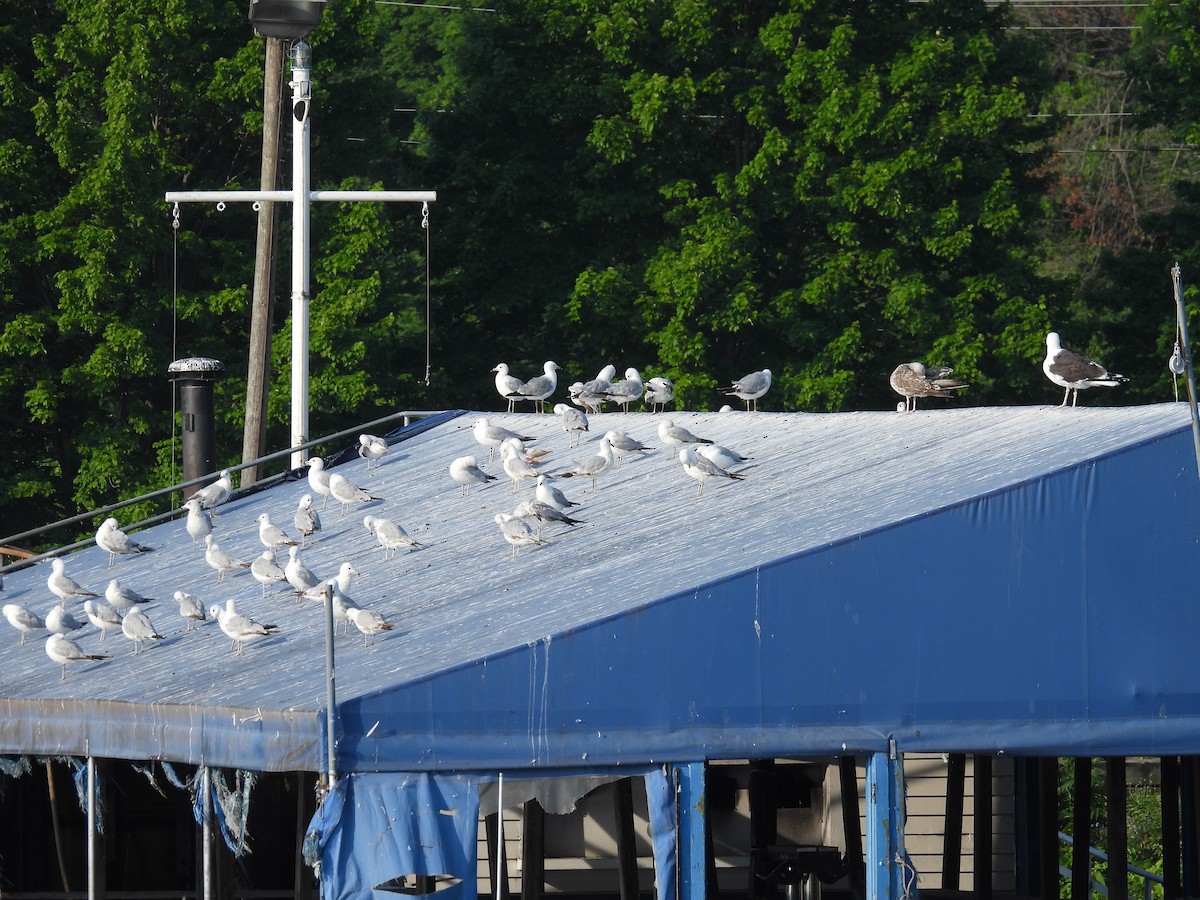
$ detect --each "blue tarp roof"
[2,403,1198,772]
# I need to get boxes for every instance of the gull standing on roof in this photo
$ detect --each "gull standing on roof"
[698,444,750,472]
[723,369,772,411]
[500,439,542,491]
[46,606,85,636]
[493,363,525,413]
[569,365,616,414]
[251,550,289,596]
[553,403,589,447]
[658,419,713,450]
[679,447,747,497]
[601,367,644,412]
[536,474,580,512]
[105,578,155,612]
[515,499,583,538]
[191,469,233,512]
[175,591,207,631]
[182,497,214,545]
[121,607,164,655]
[46,633,106,679]
[1043,331,1129,407]
[328,471,382,517]
[257,512,298,549]
[294,493,321,540]
[83,600,122,641]
[285,545,322,595]
[559,435,615,492]
[204,534,251,583]
[494,513,547,558]
[889,362,968,412]
[473,418,538,462]
[210,601,279,655]
[345,606,394,646]
[95,517,154,567]
[450,455,496,496]
[644,376,674,413]
[4,603,45,645]
[507,361,561,413]
[47,558,99,607]
[364,515,422,559]
[358,434,388,471]
[307,457,333,509]
[604,430,652,468]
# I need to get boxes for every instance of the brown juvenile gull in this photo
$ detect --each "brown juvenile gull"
[889,362,968,412]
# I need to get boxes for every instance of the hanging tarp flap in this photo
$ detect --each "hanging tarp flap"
[312,772,481,900]
[645,766,677,900]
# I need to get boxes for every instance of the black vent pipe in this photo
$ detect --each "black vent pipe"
[168,357,227,497]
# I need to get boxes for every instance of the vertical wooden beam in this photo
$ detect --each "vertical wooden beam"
[675,762,707,900]
[1037,758,1061,899]
[486,813,510,900]
[838,756,864,895]
[974,755,993,900]
[1072,758,1093,900]
[614,779,641,900]
[942,753,966,891]
[1105,758,1128,900]
[521,800,545,900]
[1183,757,1200,898]
[1163,756,1182,899]
[747,759,776,899]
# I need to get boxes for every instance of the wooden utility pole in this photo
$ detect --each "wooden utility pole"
[241,36,285,488]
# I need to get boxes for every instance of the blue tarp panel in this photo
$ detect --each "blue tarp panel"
[337,425,1200,768]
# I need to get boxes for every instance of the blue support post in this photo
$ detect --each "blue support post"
[675,762,707,900]
[866,750,915,900]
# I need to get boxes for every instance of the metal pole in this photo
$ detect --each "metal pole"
[87,755,96,900]
[324,582,337,786]
[1172,263,1200,480]
[202,766,214,900]
[290,42,313,471]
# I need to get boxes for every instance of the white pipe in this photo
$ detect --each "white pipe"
[202,766,213,900]
[310,190,437,202]
[164,189,437,204]
[495,773,503,900]
[290,43,313,470]
[87,756,96,900]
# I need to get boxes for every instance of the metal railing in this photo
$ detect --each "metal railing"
[1058,830,1164,900]
[0,409,444,574]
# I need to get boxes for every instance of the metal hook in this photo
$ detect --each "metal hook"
[171,203,181,231]
[421,201,429,230]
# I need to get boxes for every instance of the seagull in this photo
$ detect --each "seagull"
[203,534,251,583]
[600,367,644,411]
[559,436,615,492]
[473,418,537,462]
[307,456,333,509]
[500,439,542,490]
[507,360,561,412]
[364,515,422,559]
[47,557,99,607]
[515,499,583,538]
[105,578,155,612]
[182,497,214,544]
[889,363,968,412]
[345,606,394,646]
[679,447,746,497]
[604,430,652,468]
[493,363,525,413]
[723,369,772,411]
[450,455,497,496]
[83,600,123,641]
[256,512,298,549]
[121,607,164,655]
[494,513,547,558]
[285,545,322,595]
[190,469,233,512]
[328,472,382,517]
[46,606,85,636]
[570,365,617,414]
[644,376,674,413]
[294,493,322,540]
[174,591,207,631]
[536,474,580,512]
[95,517,153,567]
[3,603,45,645]
[1043,331,1129,407]
[301,564,360,633]
[358,433,388,471]
[698,444,750,471]
[210,601,278,655]
[553,403,589,447]
[251,550,289,596]
[657,419,713,449]
[45,634,107,679]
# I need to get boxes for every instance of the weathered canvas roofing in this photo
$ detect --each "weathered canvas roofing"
[1,403,1198,772]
